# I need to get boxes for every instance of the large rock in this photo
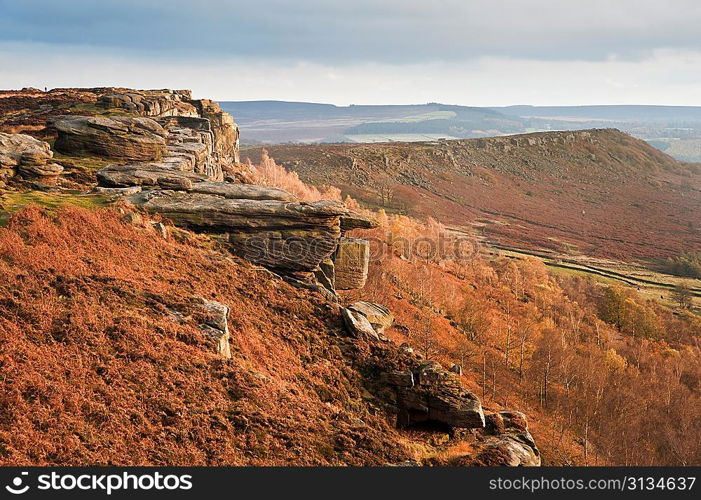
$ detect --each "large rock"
[127,190,347,272]
[97,162,296,200]
[341,307,380,341]
[348,302,394,334]
[381,360,485,430]
[0,132,63,179]
[52,115,167,161]
[333,237,370,290]
[313,258,336,292]
[197,298,232,359]
[463,411,540,466]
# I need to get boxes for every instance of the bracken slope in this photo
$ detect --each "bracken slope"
[0,206,409,465]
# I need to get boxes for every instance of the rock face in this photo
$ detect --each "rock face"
[52,116,167,161]
[191,99,240,164]
[334,237,370,290]
[127,190,346,273]
[0,132,63,180]
[158,116,222,180]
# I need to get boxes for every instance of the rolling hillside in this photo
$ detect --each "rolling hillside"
[245,129,701,262]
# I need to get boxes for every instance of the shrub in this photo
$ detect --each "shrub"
[249,150,341,202]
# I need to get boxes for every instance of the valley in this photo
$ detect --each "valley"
[246,129,701,307]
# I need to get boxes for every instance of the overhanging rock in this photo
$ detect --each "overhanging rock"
[127,190,347,273]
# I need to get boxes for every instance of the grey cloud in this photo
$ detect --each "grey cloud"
[1,0,700,63]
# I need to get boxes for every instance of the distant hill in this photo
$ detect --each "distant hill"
[245,129,701,262]
[221,101,701,161]
[492,105,701,122]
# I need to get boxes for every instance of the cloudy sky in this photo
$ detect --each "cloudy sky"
[1,0,700,105]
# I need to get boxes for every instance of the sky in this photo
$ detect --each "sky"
[1,0,701,106]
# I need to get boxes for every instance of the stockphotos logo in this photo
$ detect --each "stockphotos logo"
[5,472,30,495]
[3,471,193,496]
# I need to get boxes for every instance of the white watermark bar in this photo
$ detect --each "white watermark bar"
[0,467,697,499]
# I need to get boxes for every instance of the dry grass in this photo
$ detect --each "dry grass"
[0,206,408,465]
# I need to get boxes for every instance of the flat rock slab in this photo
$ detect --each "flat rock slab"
[189,182,296,201]
[52,115,167,161]
[96,163,207,188]
[340,212,379,232]
[380,358,485,430]
[127,190,347,272]
[94,185,143,196]
[397,386,485,429]
[127,190,347,231]
[97,163,296,200]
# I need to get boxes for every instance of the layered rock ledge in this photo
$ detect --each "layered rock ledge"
[127,190,348,273]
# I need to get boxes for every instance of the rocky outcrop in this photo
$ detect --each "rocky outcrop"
[191,99,240,164]
[398,360,485,429]
[84,88,370,291]
[0,132,63,181]
[52,116,167,161]
[377,358,485,430]
[127,190,346,273]
[334,237,370,290]
[98,90,198,117]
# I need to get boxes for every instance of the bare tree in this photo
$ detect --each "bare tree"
[671,283,693,310]
[377,179,396,207]
[412,315,440,359]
